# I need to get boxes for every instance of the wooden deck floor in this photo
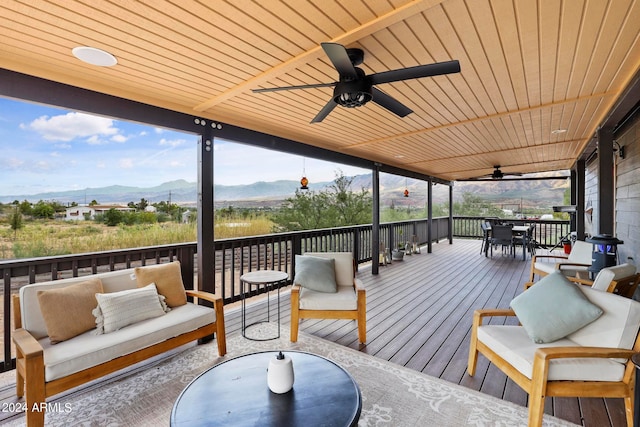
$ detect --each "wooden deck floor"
[229,238,626,427]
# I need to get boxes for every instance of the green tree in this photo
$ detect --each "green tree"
[104,208,124,226]
[32,201,55,219]
[18,200,32,216]
[271,172,372,232]
[135,198,149,211]
[451,192,503,217]
[9,207,23,238]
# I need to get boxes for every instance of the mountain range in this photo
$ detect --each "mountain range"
[0,174,569,210]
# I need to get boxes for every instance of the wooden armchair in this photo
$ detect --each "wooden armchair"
[290,252,366,343]
[566,263,640,298]
[468,278,640,427]
[529,240,592,281]
[524,263,640,297]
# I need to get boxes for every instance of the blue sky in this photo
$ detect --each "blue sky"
[0,97,368,198]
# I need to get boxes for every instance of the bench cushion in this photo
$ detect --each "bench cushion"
[40,302,213,382]
[20,270,138,340]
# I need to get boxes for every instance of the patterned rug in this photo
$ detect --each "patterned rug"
[3,324,578,426]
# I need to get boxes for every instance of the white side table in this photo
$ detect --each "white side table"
[240,270,289,341]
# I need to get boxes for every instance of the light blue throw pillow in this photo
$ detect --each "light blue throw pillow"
[510,271,603,343]
[294,255,337,293]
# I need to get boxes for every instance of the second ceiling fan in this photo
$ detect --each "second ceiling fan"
[252,42,461,123]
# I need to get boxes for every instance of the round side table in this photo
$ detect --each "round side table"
[240,270,288,341]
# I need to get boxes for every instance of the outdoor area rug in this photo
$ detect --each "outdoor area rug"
[2,324,578,426]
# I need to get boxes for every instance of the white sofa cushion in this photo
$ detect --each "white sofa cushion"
[20,270,137,340]
[40,302,213,382]
[477,325,626,381]
[299,285,357,310]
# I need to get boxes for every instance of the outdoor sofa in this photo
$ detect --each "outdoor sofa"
[12,261,226,426]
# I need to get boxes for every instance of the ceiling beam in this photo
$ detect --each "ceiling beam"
[193,0,445,112]
[342,92,615,149]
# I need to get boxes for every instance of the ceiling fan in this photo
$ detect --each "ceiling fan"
[252,42,460,123]
[471,165,523,180]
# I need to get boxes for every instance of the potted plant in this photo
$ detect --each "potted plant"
[392,232,406,261]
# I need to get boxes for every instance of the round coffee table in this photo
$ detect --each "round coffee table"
[171,351,361,427]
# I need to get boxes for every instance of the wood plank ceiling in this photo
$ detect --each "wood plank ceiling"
[1,0,639,181]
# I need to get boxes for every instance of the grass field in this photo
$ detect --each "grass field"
[0,216,275,259]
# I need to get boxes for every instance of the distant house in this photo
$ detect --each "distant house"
[64,205,134,221]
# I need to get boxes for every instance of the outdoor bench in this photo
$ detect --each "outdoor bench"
[12,261,226,426]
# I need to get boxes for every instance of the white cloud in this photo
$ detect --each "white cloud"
[159,138,186,147]
[119,158,134,169]
[111,134,128,143]
[22,112,120,142]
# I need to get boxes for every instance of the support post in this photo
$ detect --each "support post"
[371,165,380,275]
[197,127,215,298]
[597,127,615,235]
[427,177,433,253]
[575,160,586,240]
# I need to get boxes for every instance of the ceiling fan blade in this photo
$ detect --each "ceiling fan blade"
[369,60,461,85]
[310,98,338,123]
[252,82,336,93]
[321,42,358,79]
[371,87,413,117]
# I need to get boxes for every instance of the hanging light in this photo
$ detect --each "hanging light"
[404,178,409,197]
[300,158,309,190]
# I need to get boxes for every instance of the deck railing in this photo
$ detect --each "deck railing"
[0,215,567,371]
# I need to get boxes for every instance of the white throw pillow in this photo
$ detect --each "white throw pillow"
[93,283,170,334]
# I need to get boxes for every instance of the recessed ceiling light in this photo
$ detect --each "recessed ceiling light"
[551,128,567,134]
[72,46,117,67]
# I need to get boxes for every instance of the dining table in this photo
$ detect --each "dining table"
[484,224,531,261]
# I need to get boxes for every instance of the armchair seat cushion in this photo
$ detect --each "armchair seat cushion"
[477,325,626,381]
[298,285,357,311]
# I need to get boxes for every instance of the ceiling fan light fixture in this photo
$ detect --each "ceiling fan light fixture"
[333,79,372,108]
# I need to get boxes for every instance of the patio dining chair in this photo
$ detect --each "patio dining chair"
[480,222,491,255]
[490,224,514,257]
[511,224,536,259]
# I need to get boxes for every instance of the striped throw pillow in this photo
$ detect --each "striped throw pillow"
[93,283,169,334]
